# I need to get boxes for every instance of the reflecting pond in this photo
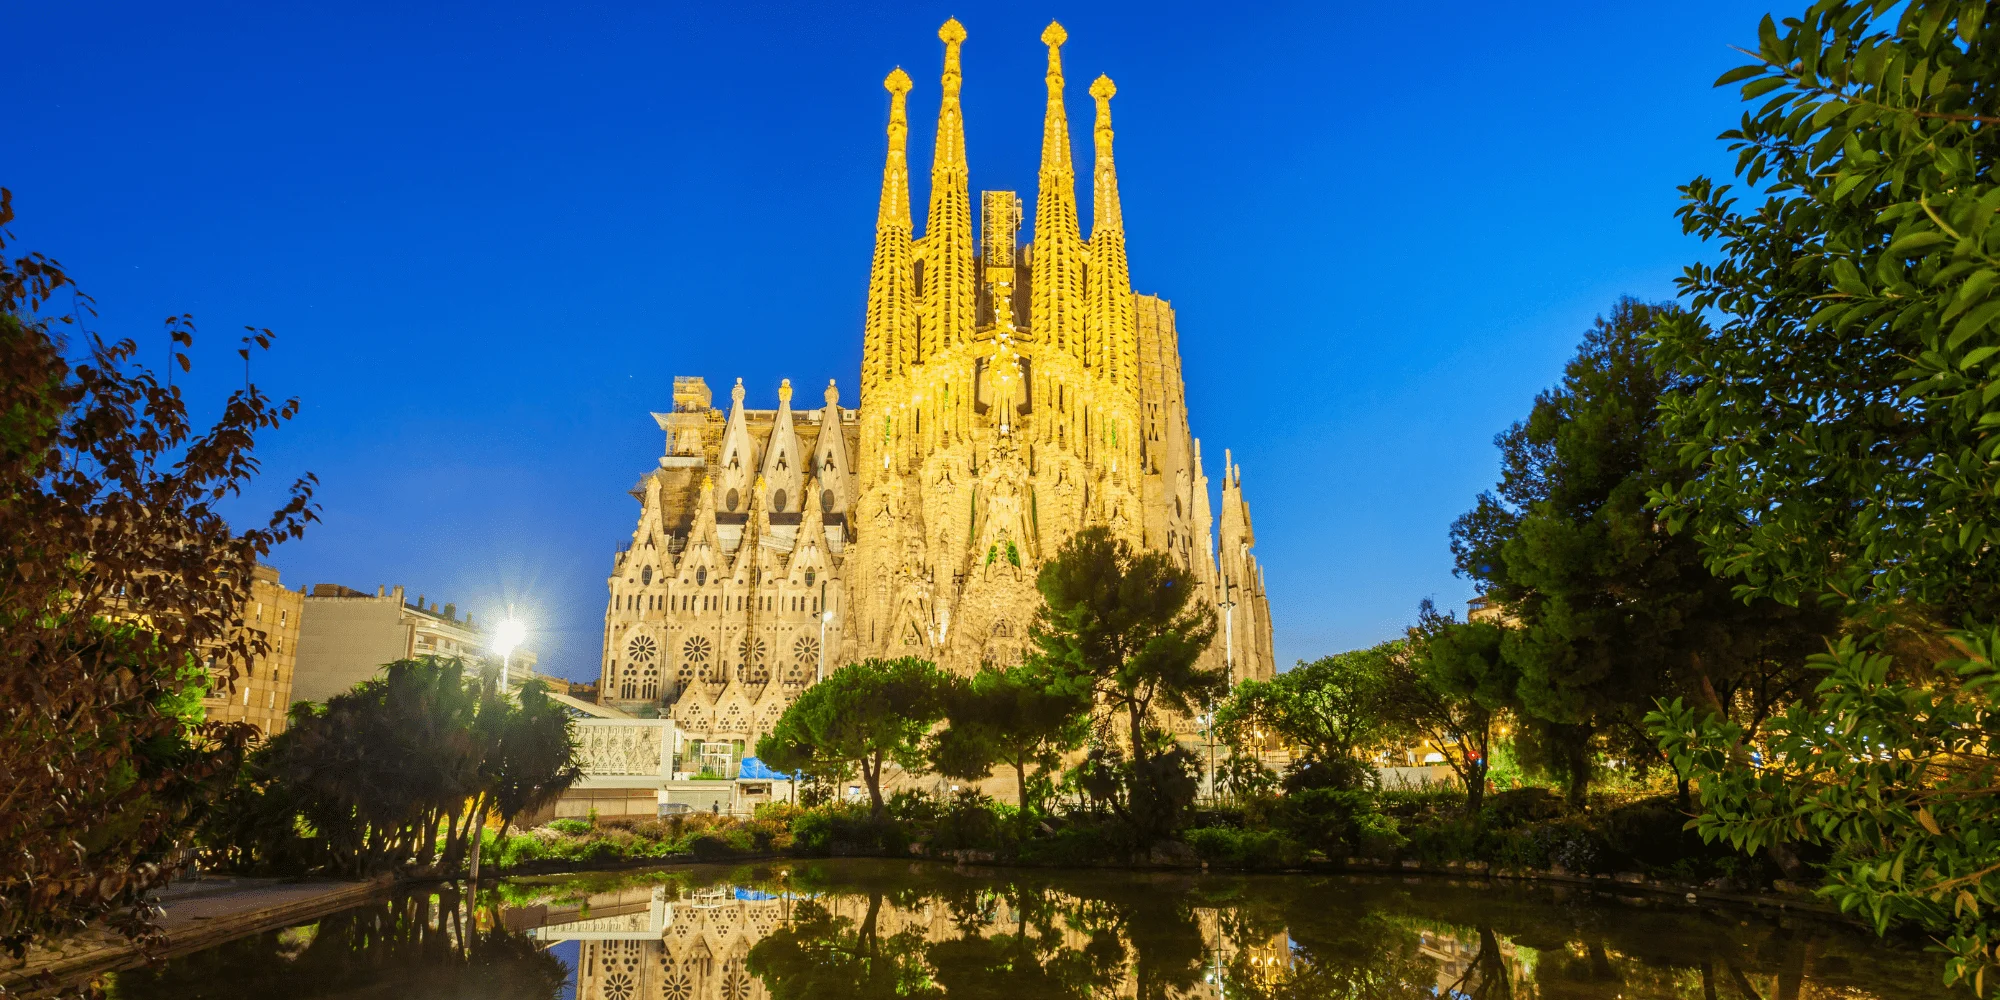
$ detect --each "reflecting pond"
[108,859,1949,999]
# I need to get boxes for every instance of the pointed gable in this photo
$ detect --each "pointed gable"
[812,380,854,518]
[715,378,757,514]
[759,379,804,514]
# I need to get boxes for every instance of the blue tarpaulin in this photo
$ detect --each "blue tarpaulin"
[736,756,790,780]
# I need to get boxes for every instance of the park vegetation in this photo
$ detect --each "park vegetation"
[5,1,1999,995]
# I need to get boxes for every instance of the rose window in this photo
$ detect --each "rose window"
[604,972,634,1000]
[787,635,819,687]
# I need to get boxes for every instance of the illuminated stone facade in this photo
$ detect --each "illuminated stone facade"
[598,19,1277,757]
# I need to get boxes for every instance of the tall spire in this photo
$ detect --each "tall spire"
[862,68,915,398]
[1086,74,1135,387]
[1030,21,1084,360]
[921,18,976,361]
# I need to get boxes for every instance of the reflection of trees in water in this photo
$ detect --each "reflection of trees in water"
[108,887,567,1000]
[525,863,1941,1000]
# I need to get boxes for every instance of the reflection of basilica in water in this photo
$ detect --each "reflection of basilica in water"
[519,876,1534,1000]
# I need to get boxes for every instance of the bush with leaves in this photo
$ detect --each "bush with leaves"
[1642,2,2000,991]
[1216,644,1395,793]
[0,188,316,961]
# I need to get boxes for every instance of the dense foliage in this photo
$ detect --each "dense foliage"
[0,189,316,960]
[925,659,1091,816]
[202,658,581,876]
[1640,1,2000,990]
[1450,298,1837,803]
[756,656,947,816]
[1215,644,1395,792]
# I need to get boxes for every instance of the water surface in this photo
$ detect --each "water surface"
[108,859,1947,999]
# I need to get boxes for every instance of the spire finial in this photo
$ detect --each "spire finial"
[1090,74,1117,135]
[1032,20,1084,358]
[921,16,975,359]
[778,378,793,405]
[732,378,746,407]
[884,67,912,152]
[940,18,967,100]
[1085,74,1133,388]
[824,379,840,407]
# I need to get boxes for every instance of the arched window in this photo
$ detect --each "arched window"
[821,489,835,512]
[772,489,787,512]
[641,565,653,585]
[726,488,740,511]
[805,569,816,587]
[696,566,708,586]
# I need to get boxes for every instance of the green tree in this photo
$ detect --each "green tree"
[211,656,580,876]
[926,661,1091,816]
[0,188,317,957]
[1216,643,1396,791]
[1451,298,1835,804]
[1030,526,1220,770]
[1641,2,2000,992]
[1385,603,1518,812]
[757,657,947,817]
[488,678,585,839]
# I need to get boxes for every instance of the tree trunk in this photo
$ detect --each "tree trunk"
[1466,758,1488,813]
[865,752,884,816]
[1015,760,1030,816]
[1677,774,1693,814]
[1128,702,1147,767]
[468,800,489,881]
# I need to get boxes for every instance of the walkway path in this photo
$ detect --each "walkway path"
[0,873,389,995]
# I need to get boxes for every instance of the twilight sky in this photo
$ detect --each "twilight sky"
[10,1,1765,679]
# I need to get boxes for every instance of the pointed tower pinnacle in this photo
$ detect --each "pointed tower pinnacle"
[1031,20,1084,361]
[862,68,916,398]
[1086,74,1136,388]
[921,18,976,361]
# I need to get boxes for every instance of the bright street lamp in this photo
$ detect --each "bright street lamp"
[817,608,834,684]
[493,613,527,690]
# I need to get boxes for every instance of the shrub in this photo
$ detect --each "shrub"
[1183,827,1307,869]
[548,818,592,836]
[1481,787,1565,827]
[1275,789,1404,858]
[1016,822,1127,867]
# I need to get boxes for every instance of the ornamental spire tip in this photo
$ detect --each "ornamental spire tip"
[1041,20,1066,48]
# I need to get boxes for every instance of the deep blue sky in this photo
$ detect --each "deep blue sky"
[10,1,1765,679]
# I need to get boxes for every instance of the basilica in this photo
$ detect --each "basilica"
[597,19,1275,764]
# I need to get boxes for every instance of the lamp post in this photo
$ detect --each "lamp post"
[818,609,834,684]
[1214,584,1238,798]
[816,581,834,684]
[493,612,527,693]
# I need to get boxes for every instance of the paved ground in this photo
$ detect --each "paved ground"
[1,873,389,995]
